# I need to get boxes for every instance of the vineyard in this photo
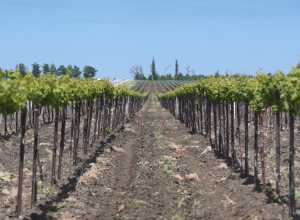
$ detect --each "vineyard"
[1,67,300,219]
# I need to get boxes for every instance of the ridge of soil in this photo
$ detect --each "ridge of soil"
[0,85,297,219]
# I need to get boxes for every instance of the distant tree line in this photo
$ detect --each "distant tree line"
[130,57,269,81]
[0,63,98,78]
[130,57,207,81]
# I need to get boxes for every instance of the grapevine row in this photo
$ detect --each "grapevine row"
[0,71,149,217]
[156,65,300,218]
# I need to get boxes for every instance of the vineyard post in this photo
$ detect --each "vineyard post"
[31,102,40,207]
[68,101,74,172]
[261,107,266,195]
[213,100,217,149]
[222,101,226,157]
[101,99,108,139]
[107,100,112,134]
[275,103,281,195]
[51,108,59,186]
[218,101,222,154]
[226,102,229,159]
[208,98,212,144]
[16,107,27,218]
[97,95,104,140]
[57,105,66,180]
[254,113,259,184]
[15,111,19,132]
[32,102,35,127]
[237,103,242,168]
[83,100,89,154]
[199,95,202,132]
[87,99,93,148]
[4,115,8,135]
[244,101,249,176]
[231,100,234,165]
[289,108,296,217]
[73,102,79,163]
[92,98,99,145]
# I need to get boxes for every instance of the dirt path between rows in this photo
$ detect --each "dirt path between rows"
[2,86,292,220]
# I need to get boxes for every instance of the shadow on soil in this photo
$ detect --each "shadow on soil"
[24,133,117,220]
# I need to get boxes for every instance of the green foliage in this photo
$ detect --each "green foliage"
[32,62,41,78]
[162,165,172,174]
[17,63,27,76]
[156,60,300,116]
[42,63,50,74]
[50,63,57,75]
[45,188,50,197]
[37,181,43,190]
[57,65,67,76]
[71,65,81,78]
[83,65,97,78]
[0,71,149,116]
[273,193,279,201]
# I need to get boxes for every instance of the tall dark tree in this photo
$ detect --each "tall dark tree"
[83,66,97,78]
[32,62,41,78]
[175,59,179,79]
[71,65,82,78]
[57,65,67,76]
[50,63,57,75]
[151,56,159,80]
[42,63,50,74]
[17,63,27,77]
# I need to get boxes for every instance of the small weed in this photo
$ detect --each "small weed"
[49,212,58,218]
[249,150,254,157]
[116,214,130,220]
[45,188,50,197]
[191,199,202,215]
[162,165,172,174]
[148,108,158,113]
[296,190,300,201]
[163,155,177,167]
[37,181,43,190]
[172,214,183,220]
[173,198,181,207]
[267,149,275,159]
[179,134,191,140]
[285,171,290,179]
[0,176,3,183]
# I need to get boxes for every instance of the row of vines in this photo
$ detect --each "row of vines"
[0,71,150,217]
[156,65,300,218]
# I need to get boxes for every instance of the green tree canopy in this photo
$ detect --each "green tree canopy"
[42,63,50,74]
[57,65,67,76]
[83,65,97,78]
[71,65,82,78]
[50,63,57,75]
[17,63,27,77]
[32,62,41,78]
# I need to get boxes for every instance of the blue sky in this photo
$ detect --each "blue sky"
[1,0,300,79]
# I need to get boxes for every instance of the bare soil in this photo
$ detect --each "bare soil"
[0,84,299,220]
